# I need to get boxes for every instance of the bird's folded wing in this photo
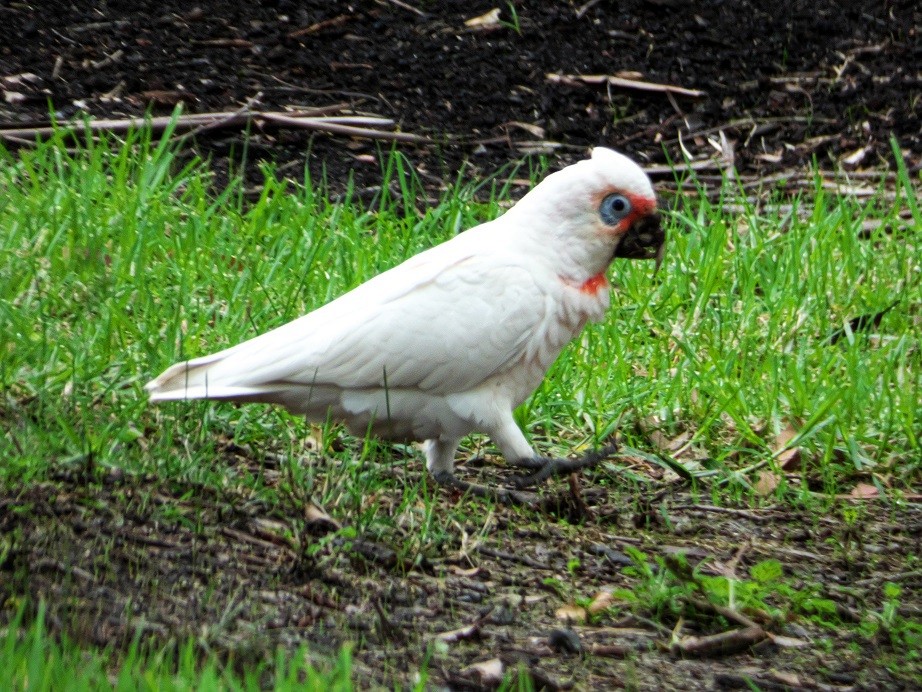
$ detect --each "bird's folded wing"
[148,252,549,398]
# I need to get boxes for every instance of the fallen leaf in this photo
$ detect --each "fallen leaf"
[304,503,341,533]
[777,446,802,471]
[1,72,40,86]
[555,603,587,623]
[774,423,799,450]
[756,151,783,164]
[754,470,779,496]
[141,89,186,106]
[505,120,546,138]
[435,623,480,643]
[464,8,501,28]
[4,90,27,104]
[841,146,869,166]
[447,565,482,577]
[849,482,879,499]
[766,633,810,648]
[587,589,614,615]
[460,658,503,684]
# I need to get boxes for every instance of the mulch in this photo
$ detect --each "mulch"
[1,1,919,194]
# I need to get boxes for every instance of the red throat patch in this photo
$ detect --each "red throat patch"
[579,272,609,295]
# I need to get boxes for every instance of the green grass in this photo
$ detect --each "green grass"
[1,602,354,691]
[0,127,920,686]
[2,130,918,494]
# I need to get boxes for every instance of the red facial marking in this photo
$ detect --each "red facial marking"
[579,271,609,295]
[617,193,657,234]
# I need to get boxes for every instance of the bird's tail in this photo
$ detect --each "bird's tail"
[145,352,272,401]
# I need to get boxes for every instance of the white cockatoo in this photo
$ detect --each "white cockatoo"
[146,148,664,498]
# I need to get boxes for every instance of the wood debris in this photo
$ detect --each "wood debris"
[547,72,706,98]
[0,108,430,145]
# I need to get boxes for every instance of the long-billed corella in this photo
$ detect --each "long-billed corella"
[146,148,665,500]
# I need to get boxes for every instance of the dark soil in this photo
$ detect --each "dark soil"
[2,467,920,689]
[1,1,920,194]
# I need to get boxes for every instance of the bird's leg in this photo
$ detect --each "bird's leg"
[487,417,617,488]
[425,436,538,505]
[431,470,539,506]
[508,442,618,488]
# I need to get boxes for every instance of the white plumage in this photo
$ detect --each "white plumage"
[146,147,663,489]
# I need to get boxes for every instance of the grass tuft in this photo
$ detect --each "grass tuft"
[1,129,919,497]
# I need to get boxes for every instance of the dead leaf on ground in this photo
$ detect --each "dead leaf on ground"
[447,565,483,577]
[773,422,804,471]
[459,657,504,684]
[505,121,546,138]
[556,603,588,624]
[587,589,614,615]
[849,482,879,499]
[435,623,481,643]
[464,8,501,28]
[304,502,341,532]
[777,446,802,471]
[754,470,780,496]
[774,423,798,448]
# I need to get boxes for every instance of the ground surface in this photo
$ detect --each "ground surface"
[1,1,920,193]
[2,1,921,689]
[3,463,920,690]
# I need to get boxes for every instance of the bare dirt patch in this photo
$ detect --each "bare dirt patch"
[1,1,919,193]
[2,464,919,689]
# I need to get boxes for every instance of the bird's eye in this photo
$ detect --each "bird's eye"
[599,194,632,225]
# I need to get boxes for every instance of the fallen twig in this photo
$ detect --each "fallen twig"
[381,0,428,18]
[170,92,263,146]
[0,108,429,145]
[673,625,767,657]
[668,504,777,521]
[688,596,763,630]
[574,0,603,19]
[476,545,552,570]
[547,72,706,98]
[287,14,352,38]
[641,158,729,176]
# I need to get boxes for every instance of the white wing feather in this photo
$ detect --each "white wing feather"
[146,223,550,401]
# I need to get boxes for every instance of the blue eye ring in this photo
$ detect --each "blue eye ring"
[600,194,632,225]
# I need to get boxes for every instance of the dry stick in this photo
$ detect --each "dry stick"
[2,112,250,139]
[674,625,767,657]
[381,0,428,18]
[642,159,727,176]
[476,546,552,571]
[287,14,352,38]
[259,112,429,143]
[170,93,264,146]
[546,72,706,98]
[688,596,764,630]
[668,504,777,520]
[575,0,603,19]
[0,110,428,144]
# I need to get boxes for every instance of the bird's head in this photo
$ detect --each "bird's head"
[507,147,665,278]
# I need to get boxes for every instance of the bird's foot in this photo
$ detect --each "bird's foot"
[432,471,539,506]
[508,442,618,488]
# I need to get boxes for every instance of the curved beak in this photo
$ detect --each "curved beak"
[613,211,666,271]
